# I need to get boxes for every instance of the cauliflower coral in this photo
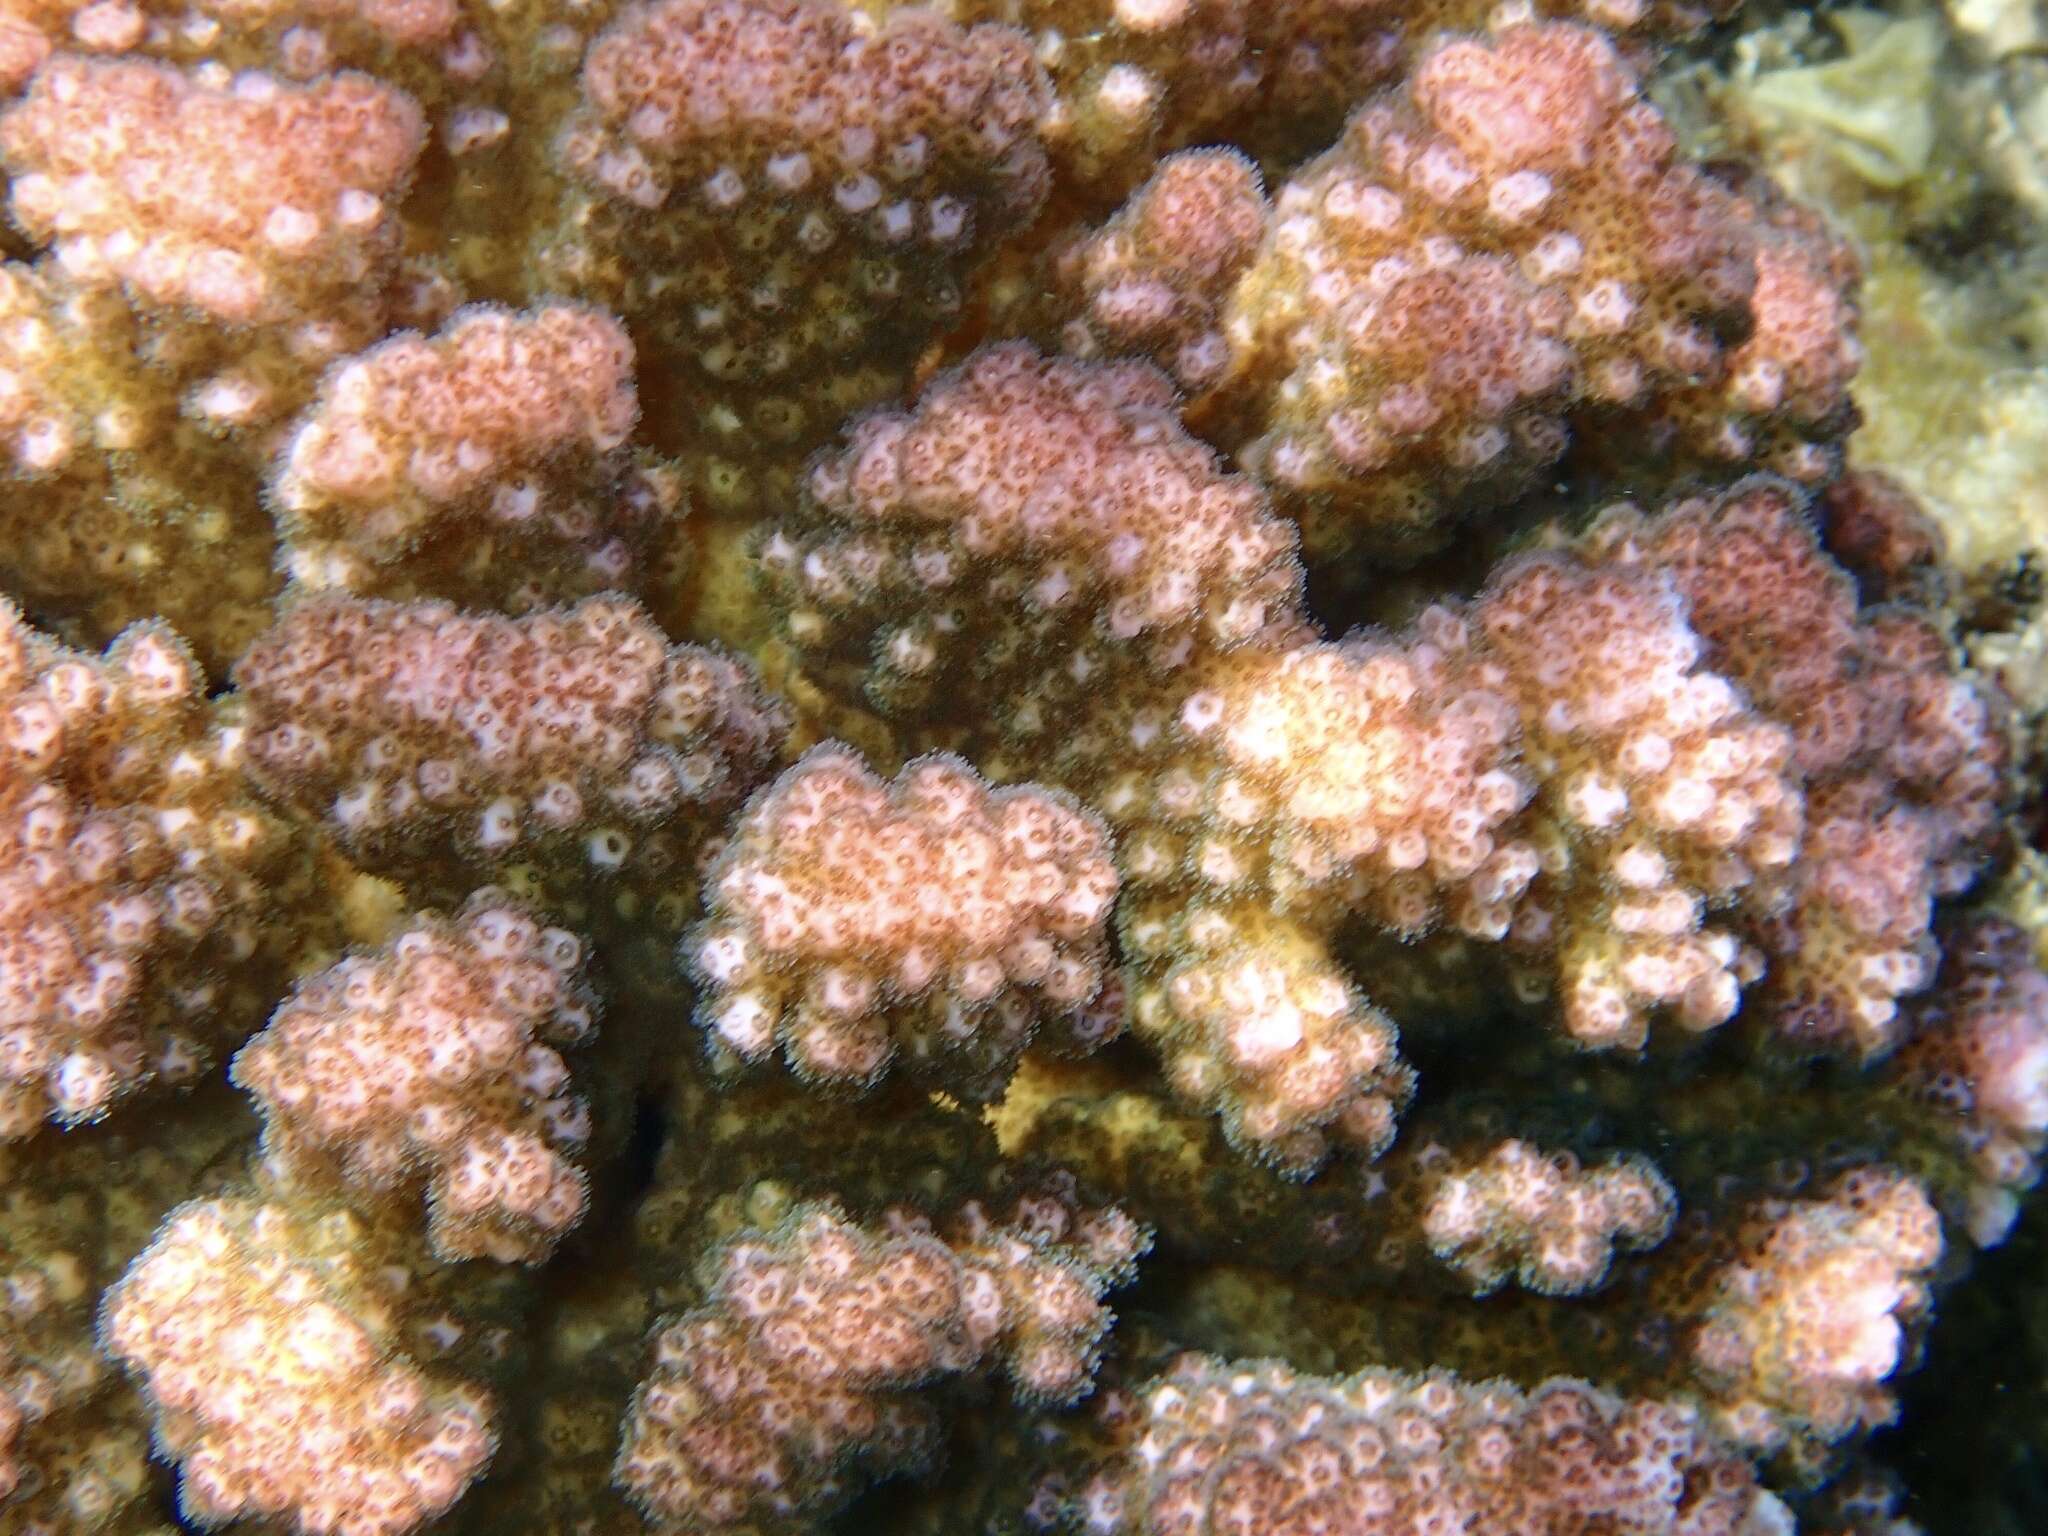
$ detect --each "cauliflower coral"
[0,1,2036,1534]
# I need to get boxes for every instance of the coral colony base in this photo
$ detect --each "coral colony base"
[1,0,2047,1534]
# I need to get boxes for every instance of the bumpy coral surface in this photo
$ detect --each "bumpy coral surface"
[0,602,311,1138]
[1051,148,1268,393]
[616,1186,1145,1530]
[235,594,786,912]
[1584,479,2009,1053]
[1691,1169,1943,1452]
[542,0,1051,505]
[101,1197,497,1535]
[1203,22,1858,560]
[272,303,676,610]
[689,745,1119,1096]
[767,342,1305,738]
[1893,917,2048,1245]
[1419,1137,1676,1295]
[1075,1355,1788,1536]
[0,57,423,329]
[0,0,2036,1532]
[937,0,1740,202]
[233,894,598,1263]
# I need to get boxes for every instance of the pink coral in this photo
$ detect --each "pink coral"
[1054,147,1268,392]
[615,1184,1145,1531]
[1691,1168,1942,1451]
[688,744,1119,1097]
[1583,479,2010,1053]
[774,343,1305,732]
[235,594,786,900]
[233,893,598,1263]
[1218,22,1853,558]
[1894,917,2048,1245]
[1,57,423,329]
[1471,553,1801,1046]
[101,1197,497,1536]
[272,303,679,609]
[1418,1137,1675,1295]
[1075,1355,1788,1536]
[0,600,305,1136]
[1174,553,1802,1050]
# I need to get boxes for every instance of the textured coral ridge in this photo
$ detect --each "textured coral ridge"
[617,1186,1147,1531]
[233,894,598,1263]
[767,340,2009,1174]
[1147,20,1863,560]
[936,0,1739,203]
[235,594,788,906]
[689,744,1120,1096]
[1076,1355,1790,1536]
[0,51,441,674]
[100,1198,496,1535]
[543,0,1053,503]
[0,599,308,1137]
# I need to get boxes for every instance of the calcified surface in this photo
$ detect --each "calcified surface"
[0,2,2044,1535]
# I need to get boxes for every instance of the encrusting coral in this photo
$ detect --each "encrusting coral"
[0,0,2040,1533]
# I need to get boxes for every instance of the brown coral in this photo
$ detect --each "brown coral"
[1892,917,2048,1246]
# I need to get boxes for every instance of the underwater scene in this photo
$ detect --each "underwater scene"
[0,0,2044,1532]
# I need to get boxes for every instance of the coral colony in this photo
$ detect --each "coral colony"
[0,1,2045,1534]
